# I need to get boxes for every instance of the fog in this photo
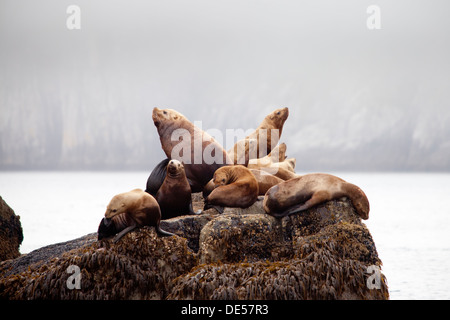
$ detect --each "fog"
[1,0,449,171]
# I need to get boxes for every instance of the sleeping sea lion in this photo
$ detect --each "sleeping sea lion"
[204,165,259,212]
[97,189,174,242]
[263,173,370,220]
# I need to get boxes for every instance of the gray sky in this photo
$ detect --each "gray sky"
[1,0,449,171]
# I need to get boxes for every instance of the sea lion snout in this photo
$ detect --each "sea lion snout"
[152,107,161,127]
[167,159,183,175]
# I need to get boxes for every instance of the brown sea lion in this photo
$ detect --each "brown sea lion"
[202,178,215,199]
[204,165,259,212]
[249,169,284,195]
[270,158,296,173]
[248,142,287,167]
[247,142,296,173]
[258,166,298,180]
[98,189,174,242]
[156,159,200,219]
[152,107,232,192]
[263,173,370,220]
[229,107,289,164]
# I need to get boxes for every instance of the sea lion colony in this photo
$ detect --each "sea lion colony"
[98,107,370,241]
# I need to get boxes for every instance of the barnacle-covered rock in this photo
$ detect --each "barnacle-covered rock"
[0,193,389,300]
[0,228,196,299]
[0,196,23,261]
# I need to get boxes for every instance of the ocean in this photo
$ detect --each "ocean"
[1,171,449,300]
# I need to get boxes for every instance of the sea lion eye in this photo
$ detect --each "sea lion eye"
[276,111,280,115]
[112,209,117,213]
[222,179,226,183]
[163,111,167,115]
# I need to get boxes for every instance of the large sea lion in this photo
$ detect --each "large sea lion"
[152,107,232,192]
[229,107,289,165]
[204,165,259,212]
[263,173,370,220]
[98,189,174,242]
[156,159,200,219]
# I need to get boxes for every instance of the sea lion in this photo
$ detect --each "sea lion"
[156,159,200,219]
[247,142,296,173]
[270,158,296,173]
[152,107,232,192]
[229,107,289,163]
[263,173,370,220]
[248,142,287,167]
[258,166,298,180]
[204,165,259,212]
[98,189,174,242]
[202,178,215,199]
[249,169,284,195]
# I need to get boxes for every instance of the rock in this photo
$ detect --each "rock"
[0,193,389,300]
[0,196,23,261]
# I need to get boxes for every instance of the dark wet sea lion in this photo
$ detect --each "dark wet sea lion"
[263,173,370,220]
[156,159,200,219]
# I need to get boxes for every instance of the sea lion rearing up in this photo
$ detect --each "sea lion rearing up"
[204,165,259,212]
[263,173,370,220]
[228,107,289,165]
[152,107,232,192]
[156,159,200,219]
[97,189,174,243]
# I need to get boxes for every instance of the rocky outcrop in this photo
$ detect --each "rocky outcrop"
[0,196,23,261]
[0,194,389,300]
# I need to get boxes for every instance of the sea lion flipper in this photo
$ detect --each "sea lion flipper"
[212,206,224,214]
[156,226,175,237]
[113,225,138,243]
[203,201,224,214]
[187,202,201,215]
[279,192,327,217]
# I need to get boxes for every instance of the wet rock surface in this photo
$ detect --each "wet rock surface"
[0,193,389,300]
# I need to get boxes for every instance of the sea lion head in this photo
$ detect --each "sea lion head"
[105,194,127,218]
[97,217,117,240]
[152,107,183,128]
[167,159,185,177]
[268,107,289,124]
[352,187,370,220]
[212,168,229,188]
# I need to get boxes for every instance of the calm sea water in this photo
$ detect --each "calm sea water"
[0,171,449,300]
